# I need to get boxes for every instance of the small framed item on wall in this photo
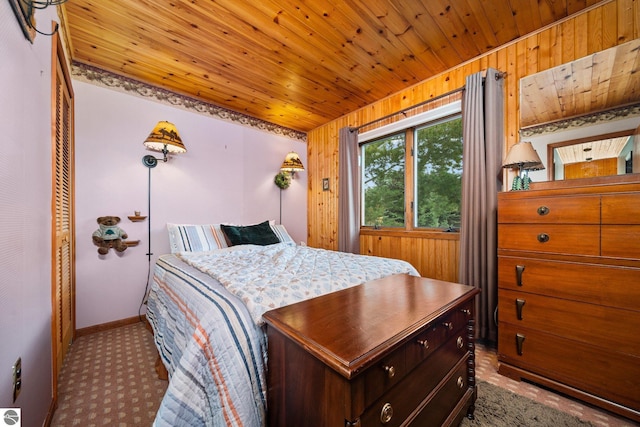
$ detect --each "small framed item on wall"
[8,0,36,42]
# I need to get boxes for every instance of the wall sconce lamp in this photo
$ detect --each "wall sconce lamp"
[502,141,545,190]
[280,151,305,179]
[142,121,187,168]
[141,121,187,262]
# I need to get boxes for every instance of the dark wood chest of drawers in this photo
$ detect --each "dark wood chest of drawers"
[263,274,480,427]
[497,181,640,422]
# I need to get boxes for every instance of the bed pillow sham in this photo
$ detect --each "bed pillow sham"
[270,224,295,245]
[221,221,280,246]
[167,223,229,253]
[168,222,296,252]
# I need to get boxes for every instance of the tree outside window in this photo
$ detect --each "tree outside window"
[415,116,462,229]
[361,114,462,231]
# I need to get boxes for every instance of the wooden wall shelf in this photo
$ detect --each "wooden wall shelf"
[128,215,147,222]
[124,240,140,247]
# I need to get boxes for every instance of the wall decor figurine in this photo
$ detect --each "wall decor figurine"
[92,216,128,255]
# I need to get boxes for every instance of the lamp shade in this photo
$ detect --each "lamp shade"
[280,151,305,173]
[143,121,187,154]
[502,141,543,169]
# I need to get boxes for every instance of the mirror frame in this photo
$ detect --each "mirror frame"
[546,128,635,181]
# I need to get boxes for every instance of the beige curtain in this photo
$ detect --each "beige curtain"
[459,69,504,343]
[338,127,360,253]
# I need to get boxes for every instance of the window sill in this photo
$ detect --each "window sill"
[360,228,460,240]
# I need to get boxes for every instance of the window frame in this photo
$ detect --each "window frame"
[358,101,462,233]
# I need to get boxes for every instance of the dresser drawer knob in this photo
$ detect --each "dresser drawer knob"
[457,376,464,389]
[457,336,464,349]
[460,308,471,316]
[380,403,393,424]
[537,206,550,216]
[537,233,550,243]
[417,339,429,349]
[442,321,454,331]
[382,365,395,379]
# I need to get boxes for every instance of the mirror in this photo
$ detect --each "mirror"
[547,128,637,181]
[519,39,640,182]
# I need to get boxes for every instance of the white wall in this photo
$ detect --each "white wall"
[74,80,307,329]
[0,3,57,426]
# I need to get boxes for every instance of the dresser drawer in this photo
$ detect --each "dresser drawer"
[602,193,640,224]
[498,323,640,411]
[602,225,640,260]
[498,289,639,355]
[406,358,470,427]
[498,224,600,255]
[363,300,472,406]
[405,300,473,371]
[498,195,600,224]
[498,256,640,310]
[363,345,407,406]
[360,337,468,427]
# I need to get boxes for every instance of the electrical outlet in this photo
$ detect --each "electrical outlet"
[12,357,21,403]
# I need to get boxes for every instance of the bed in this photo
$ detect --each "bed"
[145,222,419,427]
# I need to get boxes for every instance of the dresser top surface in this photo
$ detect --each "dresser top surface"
[263,274,478,378]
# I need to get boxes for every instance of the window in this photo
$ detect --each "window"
[362,132,406,227]
[414,116,462,229]
[361,104,462,231]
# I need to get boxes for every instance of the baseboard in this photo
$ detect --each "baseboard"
[43,397,56,427]
[75,315,144,338]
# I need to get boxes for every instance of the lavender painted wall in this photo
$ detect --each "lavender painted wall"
[73,80,307,329]
[0,3,57,426]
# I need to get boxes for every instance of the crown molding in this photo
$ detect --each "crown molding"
[71,62,307,142]
[520,103,640,137]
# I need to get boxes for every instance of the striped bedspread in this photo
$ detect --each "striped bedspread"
[146,244,418,427]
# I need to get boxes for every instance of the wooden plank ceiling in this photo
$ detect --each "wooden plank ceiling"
[62,0,604,133]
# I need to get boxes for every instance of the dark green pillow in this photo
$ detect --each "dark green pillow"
[221,221,280,246]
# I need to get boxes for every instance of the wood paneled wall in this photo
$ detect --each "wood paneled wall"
[306,0,639,280]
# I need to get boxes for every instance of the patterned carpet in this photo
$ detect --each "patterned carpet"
[50,322,167,426]
[50,321,637,426]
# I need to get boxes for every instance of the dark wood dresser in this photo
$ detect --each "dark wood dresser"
[263,274,480,427]
[497,180,640,422]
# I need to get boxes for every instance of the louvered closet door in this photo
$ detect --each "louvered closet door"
[52,32,75,397]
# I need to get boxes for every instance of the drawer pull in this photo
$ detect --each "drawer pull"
[382,365,395,379]
[516,333,526,355]
[515,299,526,320]
[457,336,464,349]
[457,376,464,389]
[380,403,393,424]
[537,233,550,243]
[460,308,471,316]
[442,321,454,331]
[417,339,430,349]
[537,206,550,216]
[515,265,525,287]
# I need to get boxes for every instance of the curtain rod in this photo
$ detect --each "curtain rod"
[355,70,505,131]
[355,87,464,131]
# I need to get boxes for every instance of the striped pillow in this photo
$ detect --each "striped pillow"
[167,223,229,253]
[270,224,295,245]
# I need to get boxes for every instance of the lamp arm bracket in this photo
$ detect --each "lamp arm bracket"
[142,155,159,168]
